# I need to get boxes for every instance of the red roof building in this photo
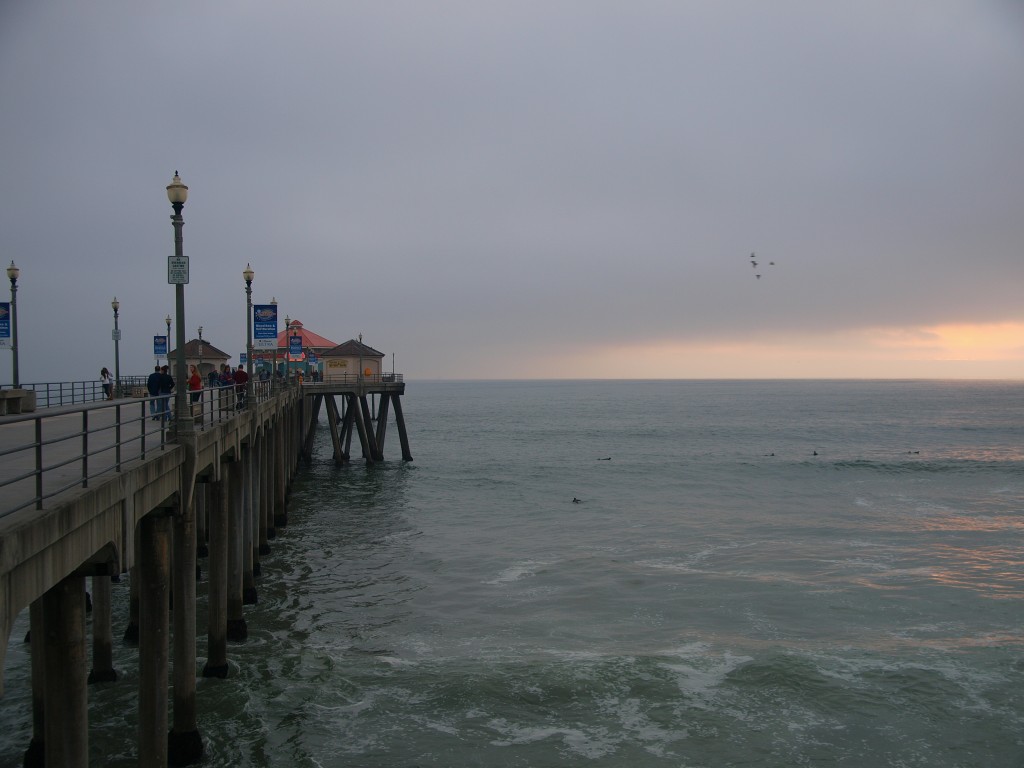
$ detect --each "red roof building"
[278,320,338,363]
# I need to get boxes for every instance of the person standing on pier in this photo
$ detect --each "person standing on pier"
[233,364,248,409]
[101,367,113,400]
[159,365,174,420]
[188,365,202,404]
[147,366,162,419]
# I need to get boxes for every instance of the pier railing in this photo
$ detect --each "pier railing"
[0,380,276,519]
[299,373,404,387]
[10,376,151,408]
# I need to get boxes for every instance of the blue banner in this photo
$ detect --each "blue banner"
[0,302,9,350]
[254,304,277,349]
[289,335,303,356]
[153,335,167,357]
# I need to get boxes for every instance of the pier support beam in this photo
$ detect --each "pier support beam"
[226,458,248,642]
[169,515,203,762]
[123,563,140,645]
[89,573,117,684]
[23,600,45,768]
[43,575,88,767]
[196,484,209,558]
[391,393,413,461]
[203,475,229,678]
[139,511,172,768]
[274,414,287,528]
[242,442,258,605]
[258,429,271,556]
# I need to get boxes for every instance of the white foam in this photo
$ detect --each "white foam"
[483,559,552,585]
[487,718,616,759]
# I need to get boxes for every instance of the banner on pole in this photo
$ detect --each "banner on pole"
[254,304,277,350]
[0,302,9,350]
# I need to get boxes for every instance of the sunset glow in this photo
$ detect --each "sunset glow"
[500,322,1024,380]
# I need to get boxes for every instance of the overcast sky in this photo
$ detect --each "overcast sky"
[2,1,1023,383]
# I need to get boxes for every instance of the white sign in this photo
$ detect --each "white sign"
[112,329,122,341]
[168,255,189,285]
[254,338,276,350]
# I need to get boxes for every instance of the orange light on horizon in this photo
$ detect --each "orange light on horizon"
[510,322,1024,379]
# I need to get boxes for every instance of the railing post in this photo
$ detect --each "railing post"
[34,418,43,510]
[115,404,122,471]
[81,410,89,488]
[140,399,148,460]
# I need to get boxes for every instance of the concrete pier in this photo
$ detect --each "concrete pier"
[0,377,410,764]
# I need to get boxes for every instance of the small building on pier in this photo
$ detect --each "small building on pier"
[168,339,231,381]
[321,338,386,381]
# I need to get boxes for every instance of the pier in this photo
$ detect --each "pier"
[0,377,409,766]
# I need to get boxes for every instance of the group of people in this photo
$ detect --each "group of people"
[145,365,175,419]
[144,363,250,419]
[208,364,249,409]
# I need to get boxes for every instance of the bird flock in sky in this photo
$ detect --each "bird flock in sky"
[750,252,775,279]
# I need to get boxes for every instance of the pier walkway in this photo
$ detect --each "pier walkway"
[0,375,410,767]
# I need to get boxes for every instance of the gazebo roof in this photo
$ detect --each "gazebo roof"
[323,339,385,358]
[169,339,231,360]
[277,320,337,350]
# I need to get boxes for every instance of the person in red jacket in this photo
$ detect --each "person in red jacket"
[233,364,249,409]
[188,365,202,404]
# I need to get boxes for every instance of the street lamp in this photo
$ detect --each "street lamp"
[284,314,291,384]
[111,297,121,398]
[6,261,19,388]
[197,325,204,376]
[243,264,254,407]
[166,171,191,428]
[165,314,172,367]
[270,297,278,387]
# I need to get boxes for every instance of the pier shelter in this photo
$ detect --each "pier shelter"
[321,338,385,381]
[168,339,231,380]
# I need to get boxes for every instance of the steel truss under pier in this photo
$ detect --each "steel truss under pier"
[300,381,412,465]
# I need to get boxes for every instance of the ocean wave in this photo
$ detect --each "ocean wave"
[824,458,1024,474]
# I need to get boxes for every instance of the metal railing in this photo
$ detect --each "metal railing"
[0,397,172,518]
[8,377,150,408]
[0,382,277,519]
[300,373,404,385]
[10,373,328,409]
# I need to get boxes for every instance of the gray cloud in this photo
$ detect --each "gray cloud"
[2,1,1023,381]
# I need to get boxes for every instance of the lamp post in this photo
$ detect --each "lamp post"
[270,297,278,388]
[284,314,291,384]
[111,297,121,398]
[163,171,204,764]
[165,314,172,367]
[243,264,254,407]
[6,261,19,388]
[197,325,204,376]
[166,171,191,427]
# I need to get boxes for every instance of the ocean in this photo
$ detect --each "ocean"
[2,379,1024,766]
